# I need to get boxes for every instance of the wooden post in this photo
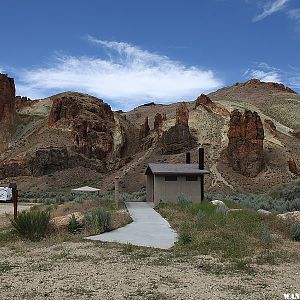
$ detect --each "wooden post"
[200,175,204,202]
[114,177,119,209]
[9,183,18,219]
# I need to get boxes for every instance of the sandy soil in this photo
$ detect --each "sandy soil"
[0,202,36,229]
[0,241,299,300]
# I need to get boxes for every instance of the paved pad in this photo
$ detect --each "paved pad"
[86,202,178,249]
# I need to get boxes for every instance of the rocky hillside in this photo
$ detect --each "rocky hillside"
[0,73,299,193]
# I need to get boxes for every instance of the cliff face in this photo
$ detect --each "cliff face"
[48,93,121,161]
[0,74,15,124]
[227,109,265,177]
[161,102,193,154]
[175,102,189,127]
[0,74,16,151]
[194,94,230,117]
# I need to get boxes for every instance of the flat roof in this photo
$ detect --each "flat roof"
[146,163,210,176]
[71,186,101,192]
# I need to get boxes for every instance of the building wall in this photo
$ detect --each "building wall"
[146,174,154,202]
[151,175,202,205]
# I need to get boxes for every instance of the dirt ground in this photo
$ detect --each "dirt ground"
[0,240,299,300]
[0,202,36,229]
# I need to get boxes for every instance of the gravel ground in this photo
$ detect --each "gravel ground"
[0,241,299,300]
[0,203,36,229]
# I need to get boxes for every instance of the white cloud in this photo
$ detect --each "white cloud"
[244,63,282,82]
[253,0,289,22]
[244,63,300,92]
[287,8,300,33]
[287,8,300,20]
[13,38,223,110]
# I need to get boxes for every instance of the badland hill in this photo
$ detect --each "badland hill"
[0,73,300,193]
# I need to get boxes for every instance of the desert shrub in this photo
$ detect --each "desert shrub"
[11,210,50,241]
[196,209,206,223]
[206,181,300,214]
[84,208,112,234]
[215,205,227,215]
[121,188,146,202]
[260,224,272,247]
[177,193,191,206]
[291,223,300,242]
[68,214,82,234]
[177,231,192,245]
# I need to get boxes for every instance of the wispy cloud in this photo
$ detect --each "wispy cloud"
[244,63,282,82]
[253,0,289,22]
[287,8,300,20]
[287,8,300,32]
[244,62,300,91]
[13,37,223,110]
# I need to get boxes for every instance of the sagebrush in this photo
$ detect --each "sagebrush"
[11,210,50,241]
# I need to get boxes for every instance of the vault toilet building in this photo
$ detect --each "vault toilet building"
[145,148,210,205]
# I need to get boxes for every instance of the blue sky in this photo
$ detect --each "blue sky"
[0,0,299,110]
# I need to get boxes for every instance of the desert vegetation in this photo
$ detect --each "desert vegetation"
[0,191,132,246]
[206,180,300,213]
[157,194,299,272]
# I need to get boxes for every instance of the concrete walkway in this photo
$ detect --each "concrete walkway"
[86,202,178,249]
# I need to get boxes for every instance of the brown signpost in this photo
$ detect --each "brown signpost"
[9,183,18,219]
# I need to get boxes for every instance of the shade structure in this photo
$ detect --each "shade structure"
[71,186,101,193]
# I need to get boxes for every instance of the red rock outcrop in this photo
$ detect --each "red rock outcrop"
[195,94,212,109]
[0,73,16,125]
[227,109,265,177]
[288,157,300,176]
[161,102,193,154]
[154,113,163,133]
[176,102,189,126]
[0,74,16,151]
[0,147,106,179]
[139,116,150,139]
[161,124,193,154]
[48,94,119,160]
[195,94,230,117]
[15,96,32,111]
[264,119,277,137]
[239,79,297,94]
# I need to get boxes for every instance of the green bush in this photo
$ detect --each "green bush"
[68,214,82,234]
[84,208,112,234]
[177,231,192,245]
[177,193,191,206]
[11,210,50,241]
[196,209,206,223]
[260,224,272,247]
[291,223,300,242]
[215,205,227,215]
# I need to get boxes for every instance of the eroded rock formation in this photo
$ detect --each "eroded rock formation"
[176,102,189,126]
[0,74,16,151]
[161,102,193,154]
[288,157,300,176]
[239,79,297,94]
[139,116,150,139]
[195,94,212,109]
[48,94,122,160]
[227,109,265,177]
[161,125,193,154]
[0,73,15,125]
[264,119,277,137]
[0,147,106,179]
[195,94,229,117]
[154,113,163,133]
